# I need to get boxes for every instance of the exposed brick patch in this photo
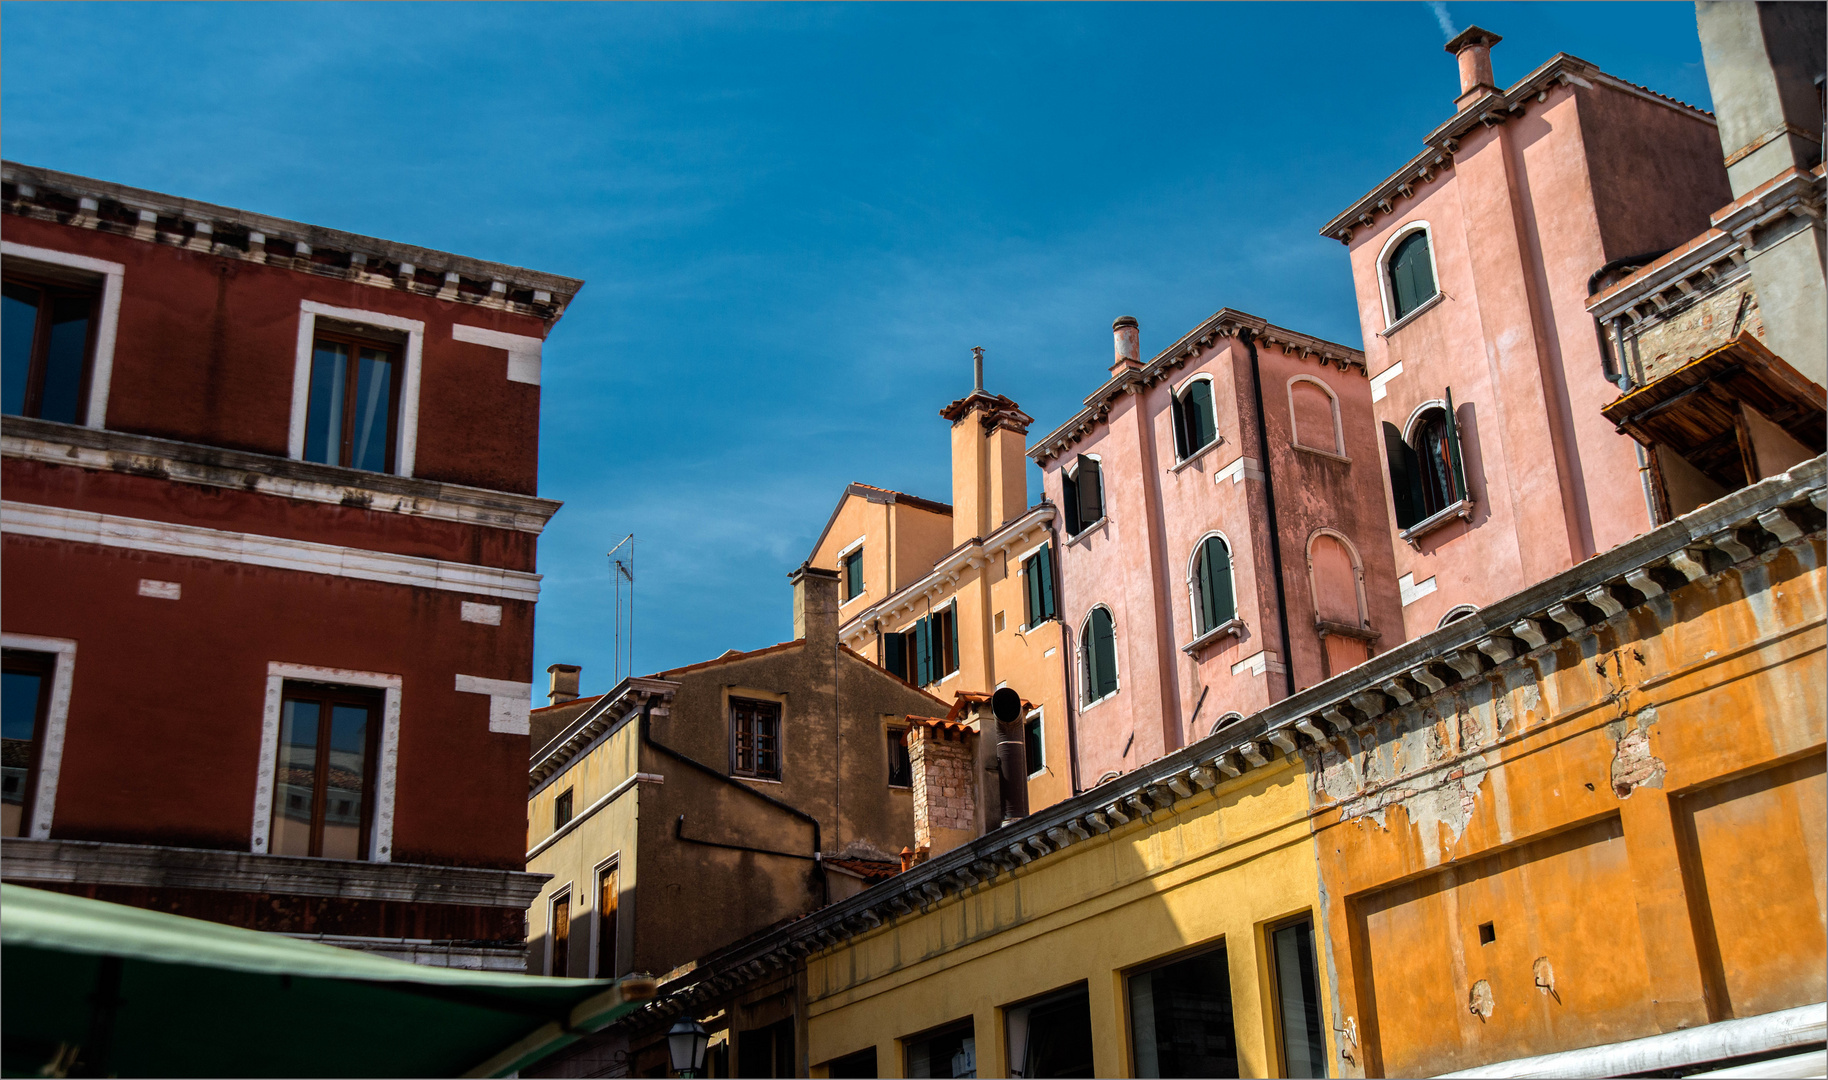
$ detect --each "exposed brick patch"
[909,722,976,849]
[1609,705,1665,798]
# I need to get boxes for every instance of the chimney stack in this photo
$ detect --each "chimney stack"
[789,562,841,646]
[1110,316,1141,377]
[1445,26,1502,108]
[546,664,581,705]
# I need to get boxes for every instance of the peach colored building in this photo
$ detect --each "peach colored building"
[1028,311,1402,787]
[1320,29,1735,641]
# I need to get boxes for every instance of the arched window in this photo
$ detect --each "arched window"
[1309,531,1371,676]
[1061,454,1104,535]
[1289,377,1343,455]
[1385,228,1438,322]
[1080,607,1118,704]
[1209,711,1245,736]
[1188,535,1237,636]
[1171,377,1218,460]
[1383,393,1469,530]
[1437,605,1478,628]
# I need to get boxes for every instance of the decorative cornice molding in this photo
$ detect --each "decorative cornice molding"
[529,677,681,791]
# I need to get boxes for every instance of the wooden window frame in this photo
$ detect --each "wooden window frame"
[554,787,575,831]
[842,547,865,602]
[306,327,404,472]
[730,697,783,780]
[2,271,100,425]
[887,724,912,788]
[274,681,384,860]
[1,649,55,837]
[549,887,573,978]
[1265,912,1327,1079]
[593,858,620,978]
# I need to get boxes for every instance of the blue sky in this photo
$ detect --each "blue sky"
[2,2,1714,696]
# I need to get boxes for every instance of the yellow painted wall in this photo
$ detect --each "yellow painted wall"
[801,756,1331,1078]
[526,717,643,977]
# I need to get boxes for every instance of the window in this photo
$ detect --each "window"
[888,726,912,787]
[1005,984,1094,1078]
[549,891,571,977]
[905,1019,976,1079]
[1385,228,1438,323]
[1,650,53,839]
[1080,607,1118,705]
[826,1047,879,1078]
[1310,532,1372,676]
[885,602,960,688]
[1270,917,1327,1079]
[1383,392,1469,531]
[1171,378,1218,460]
[1438,605,1478,628]
[554,788,574,831]
[843,547,865,601]
[270,682,380,860]
[303,328,401,472]
[1189,536,1237,637]
[1289,377,1343,456]
[739,1018,796,1079]
[1129,944,1239,1078]
[1025,712,1045,778]
[595,862,619,977]
[2,274,98,424]
[1060,454,1104,535]
[731,697,783,779]
[1023,544,1058,629]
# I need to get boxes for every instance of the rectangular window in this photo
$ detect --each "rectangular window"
[732,697,783,780]
[883,631,911,681]
[739,1017,796,1079]
[1270,917,1327,1078]
[826,1046,879,1078]
[905,1018,975,1079]
[303,329,400,472]
[1024,544,1058,628]
[1024,712,1045,777]
[1006,984,1094,1078]
[2,275,97,425]
[1129,943,1238,1078]
[270,682,380,860]
[549,891,571,977]
[554,788,574,831]
[1,650,53,839]
[908,602,961,688]
[888,726,912,787]
[843,547,865,601]
[596,863,619,977]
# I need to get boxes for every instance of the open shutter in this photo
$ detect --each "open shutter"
[1187,380,1216,450]
[1038,544,1057,621]
[945,601,960,674]
[1195,543,1215,631]
[914,616,932,686]
[1383,421,1422,529]
[1061,472,1081,535]
[1171,392,1190,459]
[1075,456,1103,527]
[1080,625,1095,703]
[1024,553,1041,627]
[1093,609,1118,698]
[1443,388,1468,502]
[883,632,907,680]
[1208,538,1235,626]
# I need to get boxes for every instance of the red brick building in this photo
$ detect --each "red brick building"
[0,162,578,969]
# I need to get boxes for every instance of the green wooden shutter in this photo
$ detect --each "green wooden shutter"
[883,632,907,680]
[1195,542,1215,632]
[1383,421,1423,529]
[1443,388,1468,502]
[1092,608,1117,699]
[1207,537,1235,626]
[945,601,959,675]
[914,616,932,686]
[1062,472,1081,534]
[1076,456,1103,527]
[1038,543,1057,621]
[1187,380,1216,451]
[1080,622,1095,703]
[1171,392,1190,459]
[1390,232,1435,320]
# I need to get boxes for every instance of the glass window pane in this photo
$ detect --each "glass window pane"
[1025,715,1044,773]
[320,703,370,860]
[37,295,92,424]
[304,342,348,465]
[906,1021,975,1078]
[1273,920,1327,1078]
[2,669,46,838]
[2,283,43,417]
[597,866,619,977]
[350,348,395,473]
[1130,946,1237,1078]
[551,895,571,977]
[271,699,320,857]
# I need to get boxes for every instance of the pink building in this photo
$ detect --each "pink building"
[1028,311,1401,786]
[1319,28,1735,640]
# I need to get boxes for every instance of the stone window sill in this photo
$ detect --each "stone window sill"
[1080,688,1119,713]
[1169,437,1226,474]
[1379,291,1444,338]
[1293,444,1351,465]
[1315,619,1379,642]
[1182,618,1246,656]
[1065,518,1108,548]
[1400,498,1475,546]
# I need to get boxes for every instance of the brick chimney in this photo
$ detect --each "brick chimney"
[789,562,841,646]
[908,719,978,859]
[1446,26,1502,109]
[1110,316,1141,377]
[546,663,581,705]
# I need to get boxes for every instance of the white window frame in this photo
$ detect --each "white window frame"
[1376,221,1441,330]
[252,662,403,862]
[1062,453,1107,538]
[1078,604,1120,709]
[590,854,622,978]
[1186,531,1241,638]
[837,537,867,605]
[1,633,76,840]
[1171,373,1221,460]
[1287,375,1347,459]
[288,301,425,477]
[1403,398,1451,444]
[1437,604,1480,629]
[1025,708,1046,779]
[1,242,124,429]
[1306,528,1370,629]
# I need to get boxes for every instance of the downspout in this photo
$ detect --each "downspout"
[1048,505,1084,797]
[1241,329,1298,701]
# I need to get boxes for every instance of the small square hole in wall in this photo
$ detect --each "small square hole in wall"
[994,611,1006,633]
[1479,922,1496,945]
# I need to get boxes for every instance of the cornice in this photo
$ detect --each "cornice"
[529,676,681,791]
[3,161,582,322]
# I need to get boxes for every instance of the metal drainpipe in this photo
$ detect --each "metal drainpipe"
[1048,508,1084,797]
[1242,329,1298,701]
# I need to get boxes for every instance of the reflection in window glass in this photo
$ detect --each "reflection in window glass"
[1,652,52,839]
[271,699,320,857]
[905,1020,975,1078]
[1008,984,1094,1078]
[305,335,399,472]
[351,348,395,472]
[40,296,93,425]
[271,685,377,859]
[550,893,570,977]
[304,341,349,466]
[320,704,370,860]
[1130,945,1238,1078]
[1,283,40,416]
[1273,919,1327,1078]
[3,278,96,424]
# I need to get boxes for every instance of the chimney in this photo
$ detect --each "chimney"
[1445,26,1502,108]
[942,349,1033,547]
[1110,316,1141,377]
[908,719,978,859]
[546,664,581,706]
[789,562,841,646]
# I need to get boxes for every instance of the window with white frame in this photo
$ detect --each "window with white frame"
[288,302,423,477]
[1189,534,1238,637]
[1383,393,1471,531]
[1171,376,1218,460]
[1080,606,1118,705]
[1061,454,1104,535]
[1288,376,1345,456]
[0,243,123,428]
[1381,225,1439,325]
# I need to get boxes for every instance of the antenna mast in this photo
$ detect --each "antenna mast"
[608,534,636,683]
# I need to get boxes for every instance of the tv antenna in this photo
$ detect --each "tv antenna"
[608,534,636,683]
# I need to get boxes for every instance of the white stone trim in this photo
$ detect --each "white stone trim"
[0,242,124,429]
[254,662,402,863]
[1186,531,1240,638]
[1369,360,1404,403]
[288,301,426,477]
[1230,649,1285,677]
[1,501,542,602]
[452,324,543,386]
[1399,572,1438,607]
[0,634,75,840]
[1213,455,1263,485]
[460,602,502,625]
[1287,374,1346,456]
[136,579,181,600]
[456,674,533,735]
[1375,220,1440,329]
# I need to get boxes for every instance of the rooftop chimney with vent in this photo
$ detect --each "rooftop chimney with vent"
[1446,26,1502,109]
[546,664,581,705]
[1111,316,1142,377]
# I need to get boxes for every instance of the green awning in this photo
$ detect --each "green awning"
[1,884,655,1078]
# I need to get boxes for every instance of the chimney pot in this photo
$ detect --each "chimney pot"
[1445,25,1502,104]
[1111,316,1141,376]
[546,663,581,705]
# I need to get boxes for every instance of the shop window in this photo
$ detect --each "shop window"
[549,891,571,977]
[2,275,98,425]
[1384,228,1438,323]
[1080,607,1118,705]
[1171,378,1218,460]
[888,726,912,788]
[1129,943,1238,1078]
[1384,393,1469,532]
[1061,455,1104,535]
[596,863,619,977]
[270,682,380,860]
[904,1018,975,1079]
[1189,535,1237,636]
[1,650,53,838]
[843,547,865,601]
[1025,712,1045,778]
[731,697,783,780]
[303,329,401,473]
[885,602,959,688]
[1023,544,1058,628]
[1270,917,1327,1078]
[1006,983,1094,1078]
[554,788,574,831]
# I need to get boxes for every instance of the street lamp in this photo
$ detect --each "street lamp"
[667,1019,710,1078]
